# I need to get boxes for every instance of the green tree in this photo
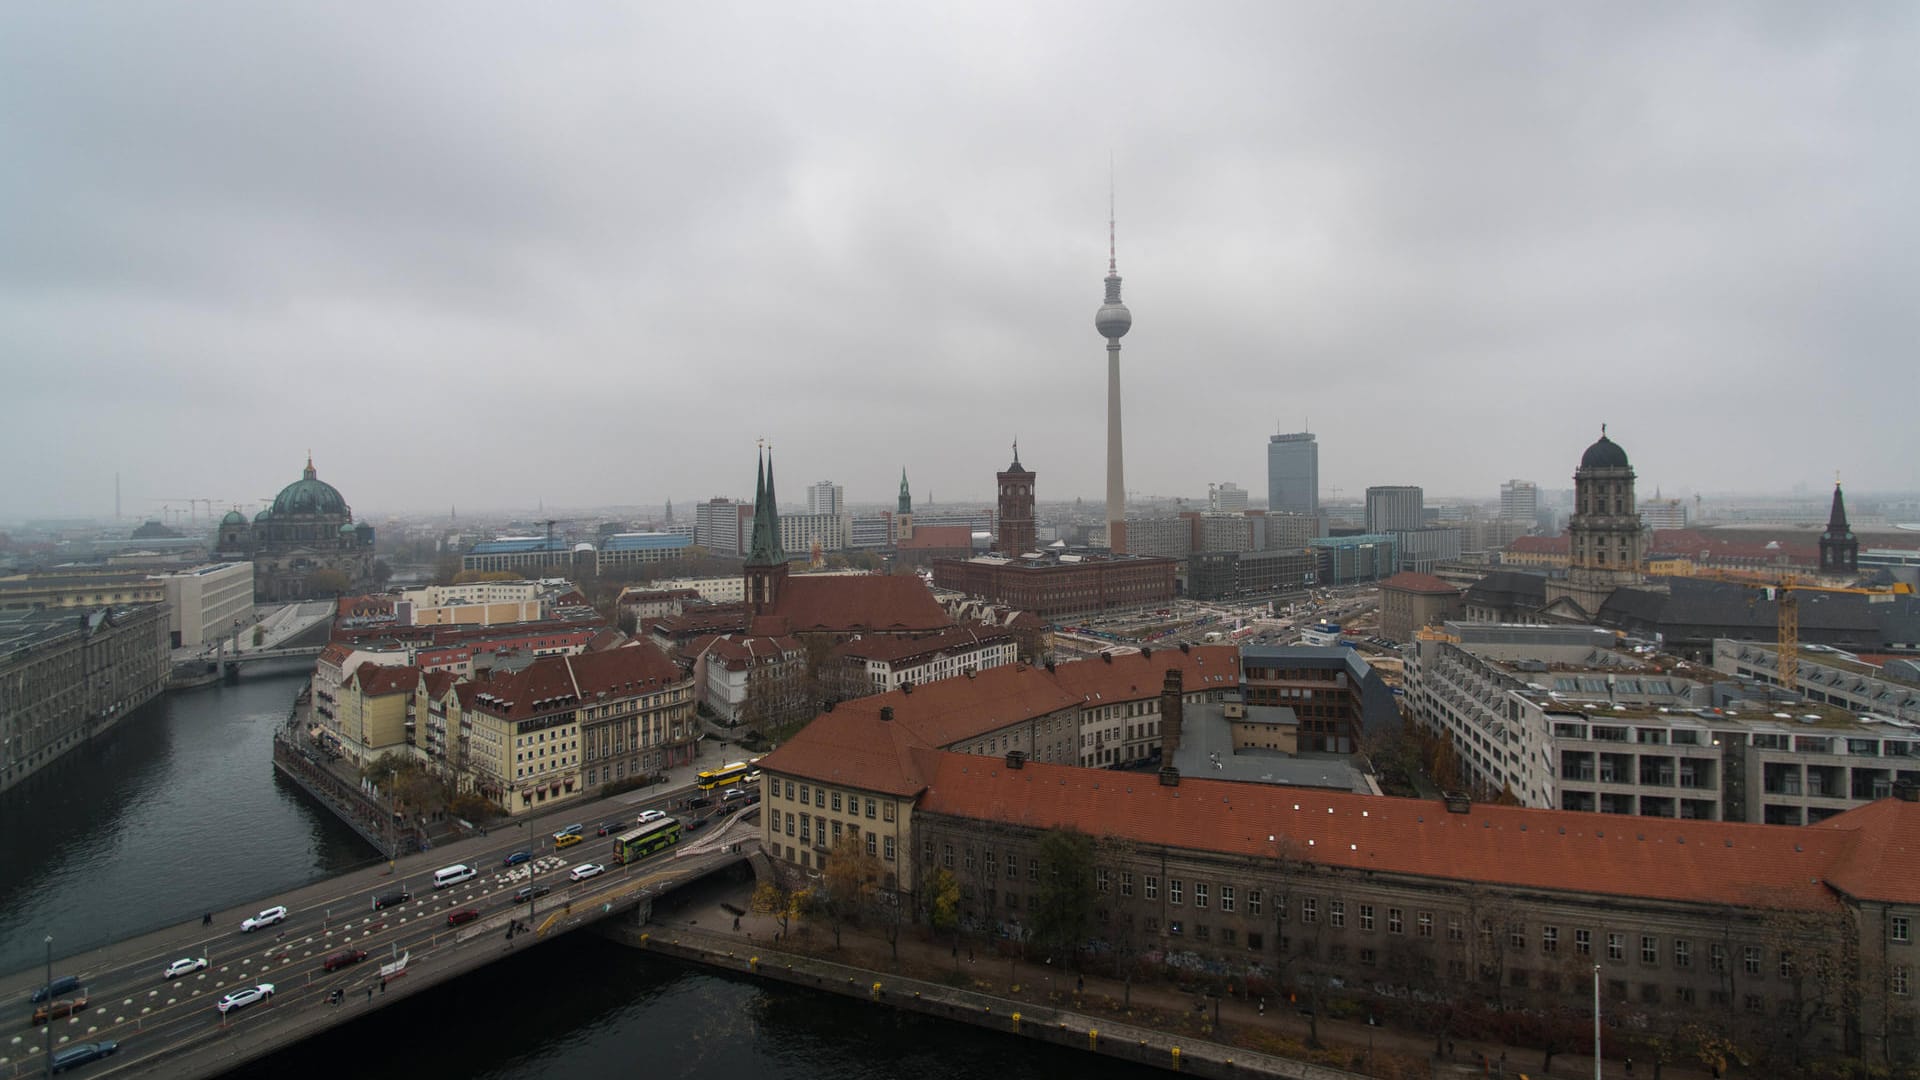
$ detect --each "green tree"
[1030,828,1096,963]
[926,867,961,963]
[306,568,352,597]
[372,558,393,586]
[751,882,800,939]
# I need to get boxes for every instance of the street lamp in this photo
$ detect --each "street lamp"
[1592,963,1603,1080]
[44,934,53,1079]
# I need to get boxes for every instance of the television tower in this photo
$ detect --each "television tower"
[1094,172,1133,552]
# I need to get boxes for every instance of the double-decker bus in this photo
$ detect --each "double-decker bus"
[696,760,753,791]
[611,817,684,866]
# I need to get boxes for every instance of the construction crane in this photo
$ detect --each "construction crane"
[1681,568,1913,690]
[146,498,221,526]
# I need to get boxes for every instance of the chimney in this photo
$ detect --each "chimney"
[1160,669,1185,761]
[1895,780,1918,803]
[1102,652,1113,664]
[1006,750,1026,770]
[1158,765,1180,787]
[880,705,894,722]
[1179,642,1191,654]
[902,681,914,695]
[1044,659,1056,673]
[1141,646,1153,659]
[1443,791,1472,814]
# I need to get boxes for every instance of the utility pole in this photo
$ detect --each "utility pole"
[1593,963,1602,1080]
[44,935,53,1078]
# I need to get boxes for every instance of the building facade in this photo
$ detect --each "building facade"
[1377,571,1464,641]
[1210,483,1250,513]
[1188,549,1318,601]
[996,448,1037,557]
[1309,534,1399,586]
[0,604,171,793]
[151,562,254,648]
[1365,486,1425,535]
[931,552,1176,620]
[1545,430,1644,618]
[1499,480,1538,523]
[1268,432,1319,516]
[834,625,1018,693]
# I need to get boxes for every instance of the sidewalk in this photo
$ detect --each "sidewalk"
[661,882,1729,1080]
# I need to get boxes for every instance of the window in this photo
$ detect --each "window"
[814,789,824,807]
[963,847,975,871]
[1359,947,1376,967]
[883,836,895,861]
[1418,911,1434,938]
[1220,886,1235,913]
[1194,883,1209,909]
[1641,936,1659,965]
[1006,856,1017,881]
[942,843,954,869]
[1028,858,1039,884]
[866,834,877,857]
[1895,916,1912,944]
[883,801,895,823]
[1510,925,1526,951]
[1121,872,1134,898]
[1543,926,1559,953]
[1196,924,1210,942]
[1097,868,1110,893]
[1779,952,1795,979]
[984,851,996,876]
[1247,889,1261,917]
[1675,986,1694,1005]
[1608,933,1625,962]
[1894,965,1911,997]
[1302,897,1317,924]
[784,813,795,836]
[1576,928,1592,956]
[1145,876,1159,901]
[1330,900,1345,929]
[1710,943,1727,973]
[1745,994,1766,1014]
[1448,916,1464,943]
[1745,946,1762,976]
[1359,905,1374,931]
[1170,879,1183,905]
[799,784,809,804]
[1388,908,1403,935]
[831,792,842,812]
[1675,939,1691,968]
[865,798,876,819]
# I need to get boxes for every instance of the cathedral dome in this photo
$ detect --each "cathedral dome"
[269,459,349,517]
[1580,433,1630,470]
[220,509,247,526]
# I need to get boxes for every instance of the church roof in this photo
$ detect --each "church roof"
[1378,571,1461,595]
[769,575,954,634]
[269,457,350,518]
[1579,432,1630,471]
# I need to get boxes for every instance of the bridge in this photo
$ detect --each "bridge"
[0,801,760,1079]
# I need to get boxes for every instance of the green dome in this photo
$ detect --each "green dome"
[339,522,358,534]
[221,509,248,526]
[254,509,272,523]
[270,458,349,517]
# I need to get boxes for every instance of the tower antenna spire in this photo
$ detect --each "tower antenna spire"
[1108,153,1117,275]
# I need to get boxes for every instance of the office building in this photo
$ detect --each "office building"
[151,562,256,649]
[1499,479,1538,523]
[1364,486,1424,534]
[1209,483,1249,513]
[1267,432,1318,516]
[695,498,752,557]
[0,604,171,793]
[807,481,845,517]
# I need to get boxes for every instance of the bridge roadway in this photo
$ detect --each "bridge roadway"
[2,798,761,1079]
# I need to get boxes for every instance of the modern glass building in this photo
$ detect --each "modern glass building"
[1266,432,1318,516]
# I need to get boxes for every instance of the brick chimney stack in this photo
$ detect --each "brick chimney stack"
[1160,669,1185,760]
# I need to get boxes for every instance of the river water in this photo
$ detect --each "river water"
[0,671,1160,1080]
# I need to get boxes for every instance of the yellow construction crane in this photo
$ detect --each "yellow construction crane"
[1681,569,1913,690]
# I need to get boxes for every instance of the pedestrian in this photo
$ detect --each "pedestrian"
[733,915,741,931]
[1258,997,1265,1016]
[1625,1057,1634,1075]
[1076,974,1084,993]
[203,912,213,927]
[366,987,374,1002]
[380,978,387,993]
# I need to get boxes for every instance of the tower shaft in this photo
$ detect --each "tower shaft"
[1107,341,1125,552]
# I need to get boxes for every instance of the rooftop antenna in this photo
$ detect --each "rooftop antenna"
[1108,152,1117,276]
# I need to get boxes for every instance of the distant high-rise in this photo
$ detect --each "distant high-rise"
[1365,486,1424,534]
[1209,482,1249,513]
[1095,180,1132,552]
[1267,432,1318,516]
[807,480,844,517]
[1499,480,1538,523]
[996,442,1037,556]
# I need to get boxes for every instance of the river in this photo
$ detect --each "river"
[0,670,1161,1080]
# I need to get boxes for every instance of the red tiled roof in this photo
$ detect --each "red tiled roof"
[917,755,1873,909]
[354,664,420,697]
[705,634,803,670]
[900,525,973,550]
[771,575,953,634]
[1377,571,1461,595]
[465,641,685,720]
[1809,798,1920,904]
[1507,535,1569,554]
[1047,646,1242,702]
[420,669,458,699]
[834,624,1011,663]
[756,706,941,797]
[319,642,352,666]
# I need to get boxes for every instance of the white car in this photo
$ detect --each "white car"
[163,957,208,980]
[216,983,275,1015]
[240,906,288,932]
[637,810,666,823]
[568,862,605,882]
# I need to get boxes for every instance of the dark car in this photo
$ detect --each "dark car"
[322,949,368,972]
[447,908,481,927]
[50,1040,117,1074]
[684,818,707,832]
[32,975,81,1004]
[514,885,552,904]
[503,850,532,867]
[371,890,412,911]
[685,796,712,810]
[596,820,626,837]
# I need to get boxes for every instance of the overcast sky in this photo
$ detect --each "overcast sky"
[4,2,1915,522]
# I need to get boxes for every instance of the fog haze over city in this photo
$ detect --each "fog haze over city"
[4,3,1916,519]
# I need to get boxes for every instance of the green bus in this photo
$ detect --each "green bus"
[611,817,684,866]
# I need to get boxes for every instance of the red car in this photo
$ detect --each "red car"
[447,908,481,927]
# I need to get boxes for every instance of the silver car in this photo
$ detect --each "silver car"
[241,906,287,932]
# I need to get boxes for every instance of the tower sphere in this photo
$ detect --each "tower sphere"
[1096,297,1132,339]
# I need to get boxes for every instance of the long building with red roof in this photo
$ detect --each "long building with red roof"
[755,649,1920,1061]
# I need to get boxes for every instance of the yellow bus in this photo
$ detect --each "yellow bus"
[696,760,752,791]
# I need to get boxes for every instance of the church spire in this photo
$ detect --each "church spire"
[897,468,912,516]
[1820,479,1858,575]
[746,444,786,567]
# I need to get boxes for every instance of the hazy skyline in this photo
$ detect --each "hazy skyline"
[4,3,1916,520]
